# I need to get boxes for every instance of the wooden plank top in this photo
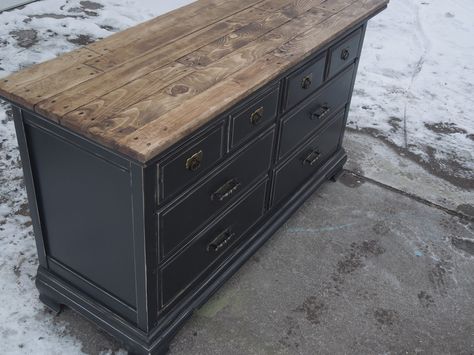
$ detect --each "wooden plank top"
[0,0,388,163]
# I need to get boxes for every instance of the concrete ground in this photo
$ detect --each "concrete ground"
[0,1,473,354]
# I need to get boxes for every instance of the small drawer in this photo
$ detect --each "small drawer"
[273,111,345,206]
[159,128,274,259]
[279,64,355,159]
[159,123,225,201]
[160,179,267,307]
[328,28,362,78]
[230,86,279,148]
[284,53,325,111]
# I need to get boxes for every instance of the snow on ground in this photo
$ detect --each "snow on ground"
[0,0,472,354]
[0,1,194,354]
[350,0,474,188]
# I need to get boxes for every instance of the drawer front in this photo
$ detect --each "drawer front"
[273,111,345,206]
[160,123,225,201]
[160,128,274,258]
[284,54,325,111]
[230,86,279,148]
[161,180,267,307]
[279,64,355,159]
[328,28,362,78]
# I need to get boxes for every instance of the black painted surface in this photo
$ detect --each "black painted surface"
[230,86,279,148]
[328,28,363,78]
[161,180,267,307]
[7,20,373,355]
[273,111,345,206]
[160,122,225,202]
[159,128,274,260]
[24,118,137,310]
[284,53,325,111]
[279,65,355,159]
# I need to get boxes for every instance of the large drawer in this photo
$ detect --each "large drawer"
[279,64,355,159]
[273,110,345,206]
[283,53,326,111]
[327,28,362,78]
[159,128,274,259]
[159,122,226,202]
[160,179,267,307]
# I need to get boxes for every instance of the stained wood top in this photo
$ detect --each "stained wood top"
[0,0,388,163]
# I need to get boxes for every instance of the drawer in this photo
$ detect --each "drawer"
[284,53,325,111]
[279,64,355,159]
[159,123,225,201]
[160,179,267,307]
[159,128,274,258]
[230,86,279,148]
[328,28,362,78]
[273,111,345,206]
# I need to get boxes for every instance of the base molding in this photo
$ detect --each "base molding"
[36,149,347,355]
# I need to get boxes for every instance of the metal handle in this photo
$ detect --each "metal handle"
[301,74,312,90]
[207,227,235,252]
[185,150,203,171]
[303,150,321,166]
[311,104,330,120]
[341,48,350,61]
[250,106,264,126]
[211,178,241,202]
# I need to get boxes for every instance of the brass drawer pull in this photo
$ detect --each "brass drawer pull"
[211,178,241,202]
[303,150,321,166]
[250,106,264,126]
[207,227,236,253]
[311,104,330,120]
[341,48,350,60]
[185,150,203,171]
[301,74,312,90]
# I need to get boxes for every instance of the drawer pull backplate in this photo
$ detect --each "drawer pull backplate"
[185,150,203,171]
[250,106,264,126]
[341,48,350,61]
[207,227,236,252]
[303,150,321,166]
[211,178,241,202]
[311,104,330,120]
[301,74,313,90]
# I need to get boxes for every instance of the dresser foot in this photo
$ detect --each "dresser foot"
[39,293,63,315]
[329,166,344,182]
[129,343,169,355]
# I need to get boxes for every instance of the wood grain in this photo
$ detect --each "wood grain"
[74,7,334,144]
[35,5,273,120]
[0,0,388,162]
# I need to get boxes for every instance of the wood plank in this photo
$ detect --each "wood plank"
[177,10,291,68]
[68,7,333,145]
[274,0,388,62]
[6,65,102,112]
[62,62,193,132]
[117,55,290,161]
[0,48,100,102]
[85,0,242,55]
[35,5,273,120]
[255,0,324,13]
[316,0,360,13]
[177,0,327,68]
[85,0,266,71]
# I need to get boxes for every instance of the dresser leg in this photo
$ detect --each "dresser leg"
[39,293,62,315]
